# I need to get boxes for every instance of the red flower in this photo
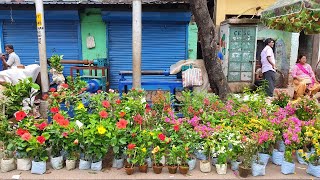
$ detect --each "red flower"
[53,92,59,97]
[42,94,49,100]
[158,133,166,141]
[203,98,210,106]
[57,119,70,127]
[50,107,59,113]
[119,111,126,118]
[21,132,32,141]
[35,122,48,130]
[99,110,108,118]
[131,133,136,137]
[116,119,128,129]
[173,125,179,131]
[62,132,68,137]
[53,113,65,122]
[16,128,28,136]
[15,111,27,121]
[81,87,87,92]
[49,87,56,92]
[127,143,136,150]
[145,104,151,113]
[97,90,102,94]
[116,99,121,104]
[36,136,46,144]
[61,83,69,88]
[102,100,110,108]
[133,114,143,125]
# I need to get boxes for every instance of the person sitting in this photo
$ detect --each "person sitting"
[291,55,320,99]
[254,61,263,88]
[1,44,21,70]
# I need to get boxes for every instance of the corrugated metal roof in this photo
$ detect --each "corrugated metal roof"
[0,0,189,5]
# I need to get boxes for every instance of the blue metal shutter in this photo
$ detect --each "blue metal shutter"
[108,22,187,89]
[2,20,80,76]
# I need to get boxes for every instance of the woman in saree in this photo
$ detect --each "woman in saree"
[292,55,320,99]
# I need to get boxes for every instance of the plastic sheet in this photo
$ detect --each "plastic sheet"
[281,160,295,175]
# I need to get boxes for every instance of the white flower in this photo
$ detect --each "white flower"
[125,107,130,111]
[141,97,146,103]
[109,89,114,93]
[76,120,83,128]
[243,95,249,102]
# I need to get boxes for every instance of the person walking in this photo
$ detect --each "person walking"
[260,38,276,97]
[1,44,21,70]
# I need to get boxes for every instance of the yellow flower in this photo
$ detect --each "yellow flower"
[306,131,313,137]
[152,146,160,154]
[298,149,304,154]
[317,149,320,156]
[142,130,146,134]
[141,148,147,153]
[77,103,85,110]
[97,126,106,135]
[149,132,154,136]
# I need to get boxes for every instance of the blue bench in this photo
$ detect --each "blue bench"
[118,70,183,97]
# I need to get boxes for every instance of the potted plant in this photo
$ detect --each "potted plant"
[61,122,80,170]
[124,143,137,175]
[48,54,65,89]
[47,112,69,170]
[28,134,50,175]
[199,138,212,173]
[166,145,179,174]
[0,114,15,172]
[304,124,320,178]
[239,137,257,178]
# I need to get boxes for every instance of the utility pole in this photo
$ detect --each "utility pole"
[35,0,49,119]
[35,0,49,93]
[132,0,142,88]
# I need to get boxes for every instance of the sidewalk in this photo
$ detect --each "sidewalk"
[0,160,315,179]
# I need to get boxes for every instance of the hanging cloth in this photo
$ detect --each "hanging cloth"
[86,34,96,49]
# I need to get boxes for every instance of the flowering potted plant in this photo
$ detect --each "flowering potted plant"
[47,112,70,170]
[124,143,137,175]
[150,131,168,174]
[61,121,80,170]
[238,136,258,178]
[272,89,291,108]
[166,145,179,174]
[304,123,320,178]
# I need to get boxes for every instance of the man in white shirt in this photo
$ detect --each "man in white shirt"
[260,38,276,97]
[1,44,21,70]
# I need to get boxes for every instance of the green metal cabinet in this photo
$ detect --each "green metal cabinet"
[220,20,258,83]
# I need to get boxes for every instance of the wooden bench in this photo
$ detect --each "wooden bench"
[118,70,183,97]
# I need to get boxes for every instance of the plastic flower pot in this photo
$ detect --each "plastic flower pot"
[138,164,148,173]
[307,163,320,178]
[91,160,102,171]
[50,156,64,170]
[188,157,196,171]
[31,161,46,175]
[79,159,91,170]
[17,158,31,171]
[200,160,211,173]
[238,165,251,178]
[179,164,189,175]
[272,149,284,166]
[252,162,266,176]
[296,150,308,165]
[145,157,152,168]
[167,165,178,174]
[152,163,163,174]
[112,158,124,169]
[125,165,135,175]
[215,163,227,175]
[258,153,270,166]
[281,160,295,175]
[66,159,76,170]
[231,160,241,171]
[1,158,16,172]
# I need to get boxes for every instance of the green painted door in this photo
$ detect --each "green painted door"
[228,26,256,82]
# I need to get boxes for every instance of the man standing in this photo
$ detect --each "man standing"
[261,38,276,97]
[1,44,21,70]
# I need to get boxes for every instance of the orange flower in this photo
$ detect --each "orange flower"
[35,122,48,131]
[116,99,121,104]
[50,107,59,113]
[133,114,143,125]
[119,111,126,118]
[53,113,65,122]
[116,119,128,129]
[127,143,136,150]
[61,83,69,88]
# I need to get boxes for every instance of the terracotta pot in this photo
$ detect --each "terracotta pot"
[167,165,178,174]
[152,163,163,174]
[239,165,251,178]
[125,166,135,175]
[138,164,148,173]
[179,164,189,175]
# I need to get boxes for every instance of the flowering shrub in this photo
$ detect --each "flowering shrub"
[293,97,319,121]
[272,89,291,108]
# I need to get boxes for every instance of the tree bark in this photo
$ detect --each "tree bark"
[190,0,230,99]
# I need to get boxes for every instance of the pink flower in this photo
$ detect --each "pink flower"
[284,139,291,145]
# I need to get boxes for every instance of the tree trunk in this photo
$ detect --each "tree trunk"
[190,0,230,99]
